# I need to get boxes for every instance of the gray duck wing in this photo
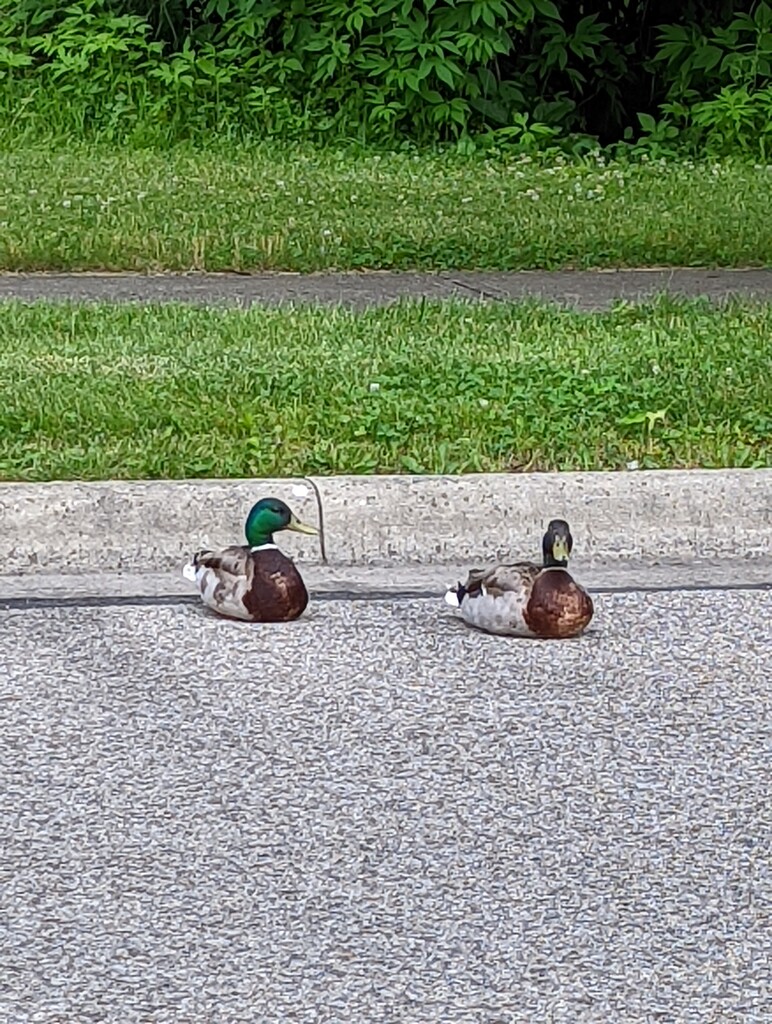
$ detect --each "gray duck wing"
[464,560,541,596]
[193,545,252,578]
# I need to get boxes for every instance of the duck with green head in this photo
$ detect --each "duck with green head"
[184,497,318,622]
[445,518,594,638]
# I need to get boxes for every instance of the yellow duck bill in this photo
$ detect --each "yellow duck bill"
[286,514,319,536]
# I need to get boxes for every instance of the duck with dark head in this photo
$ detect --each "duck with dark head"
[445,518,594,638]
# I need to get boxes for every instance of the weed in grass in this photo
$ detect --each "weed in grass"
[0,297,769,481]
[0,145,770,272]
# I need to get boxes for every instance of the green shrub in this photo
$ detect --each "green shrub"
[641,1,772,159]
[0,0,768,151]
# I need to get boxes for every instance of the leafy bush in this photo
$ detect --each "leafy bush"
[691,84,772,158]
[0,0,768,151]
[652,3,770,100]
[641,0,772,158]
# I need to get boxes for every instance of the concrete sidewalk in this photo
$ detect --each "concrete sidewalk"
[1,267,771,310]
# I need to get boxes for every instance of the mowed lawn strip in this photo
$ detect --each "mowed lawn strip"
[0,297,769,481]
[1,144,770,272]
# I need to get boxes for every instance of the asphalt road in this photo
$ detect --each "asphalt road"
[1,267,771,311]
[1,585,769,1023]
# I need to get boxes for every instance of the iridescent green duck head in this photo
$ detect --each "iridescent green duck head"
[245,497,318,547]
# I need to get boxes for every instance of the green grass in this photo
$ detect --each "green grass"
[0,297,769,481]
[0,143,770,271]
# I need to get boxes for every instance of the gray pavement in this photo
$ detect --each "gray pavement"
[1,267,772,310]
[1,584,770,1022]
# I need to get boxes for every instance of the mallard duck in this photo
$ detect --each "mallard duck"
[183,497,318,622]
[445,519,593,638]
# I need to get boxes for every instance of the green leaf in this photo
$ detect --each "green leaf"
[434,61,457,88]
[618,411,648,425]
[645,409,667,429]
[575,13,604,34]
[511,0,535,24]
[404,69,422,92]
[419,85,443,104]
[657,24,688,42]
[693,45,723,72]
[652,41,688,63]
[401,455,425,473]
[304,36,332,52]
[357,53,393,74]
[531,0,560,19]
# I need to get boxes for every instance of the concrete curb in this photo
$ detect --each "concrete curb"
[1,469,770,576]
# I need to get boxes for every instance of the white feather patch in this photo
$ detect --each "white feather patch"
[444,588,460,608]
[182,562,197,582]
[460,589,532,637]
